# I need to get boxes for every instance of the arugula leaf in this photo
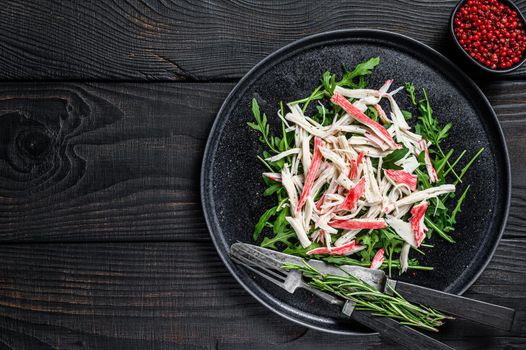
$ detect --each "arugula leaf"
[261,230,296,249]
[273,207,289,235]
[253,206,277,240]
[449,186,470,225]
[357,230,381,262]
[321,71,337,95]
[455,147,484,184]
[339,57,380,87]
[321,255,368,266]
[318,58,380,96]
[404,82,417,105]
[365,105,379,122]
[283,243,318,256]
[381,147,409,169]
[247,98,277,152]
[263,184,282,196]
[425,217,456,243]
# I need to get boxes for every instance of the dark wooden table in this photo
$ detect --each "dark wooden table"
[0,1,524,349]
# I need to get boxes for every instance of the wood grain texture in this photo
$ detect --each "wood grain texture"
[0,0,524,81]
[0,240,521,350]
[0,82,232,242]
[0,81,524,243]
[0,1,525,349]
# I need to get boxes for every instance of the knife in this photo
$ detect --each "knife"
[231,242,515,331]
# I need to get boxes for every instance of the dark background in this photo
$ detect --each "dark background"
[0,1,523,349]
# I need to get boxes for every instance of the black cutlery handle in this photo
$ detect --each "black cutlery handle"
[348,308,455,350]
[395,281,515,331]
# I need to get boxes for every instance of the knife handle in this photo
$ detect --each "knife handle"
[345,305,455,350]
[394,280,515,331]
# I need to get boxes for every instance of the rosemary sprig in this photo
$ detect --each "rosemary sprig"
[283,261,453,331]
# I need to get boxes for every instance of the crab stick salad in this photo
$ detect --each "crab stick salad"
[248,57,483,275]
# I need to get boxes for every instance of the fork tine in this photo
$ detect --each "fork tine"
[231,256,289,290]
[232,254,288,280]
[231,246,285,271]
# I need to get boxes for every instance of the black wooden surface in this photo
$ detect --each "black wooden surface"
[0,1,524,349]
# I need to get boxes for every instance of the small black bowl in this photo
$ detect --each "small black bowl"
[450,0,526,74]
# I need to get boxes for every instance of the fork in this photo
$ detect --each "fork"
[232,254,455,350]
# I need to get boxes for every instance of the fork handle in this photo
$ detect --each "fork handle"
[345,306,455,350]
[394,281,515,331]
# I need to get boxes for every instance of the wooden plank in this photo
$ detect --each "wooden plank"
[0,240,522,349]
[0,82,232,242]
[0,80,524,242]
[0,0,524,81]
[482,81,526,241]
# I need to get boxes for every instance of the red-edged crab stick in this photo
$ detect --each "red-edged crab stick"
[331,93,400,150]
[338,177,366,211]
[410,201,429,247]
[329,218,387,230]
[297,136,324,212]
[370,248,385,269]
[384,169,417,191]
[307,240,365,256]
[419,140,438,183]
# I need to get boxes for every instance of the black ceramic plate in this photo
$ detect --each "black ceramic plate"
[201,29,510,334]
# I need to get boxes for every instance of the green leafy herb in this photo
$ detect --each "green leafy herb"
[253,206,277,240]
[261,230,295,249]
[381,147,410,170]
[283,261,452,331]
[338,57,380,87]
[247,98,277,153]
[401,109,413,120]
[263,183,282,197]
[449,186,470,225]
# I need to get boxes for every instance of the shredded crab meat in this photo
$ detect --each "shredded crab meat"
[320,146,350,173]
[286,215,311,248]
[307,240,365,256]
[336,173,354,190]
[353,145,392,158]
[340,125,367,134]
[338,177,366,212]
[396,155,420,173]
[281,165,298,214]
[301,134,312,173]
[304,197,315,230]
[370,248,385,269]
[384,169,417,191]
[331,93,400,150]
[263,172,281,182]
[297,137,324,212]
[419,139,438,183]
[400,243,411,273]
[337,135,354,162]
[334,229,361,247]
[329,218,387,230]
[265,148,300,162]
[264,80,457,259]
[385,215,417,247]
[316,213,338,234]
[374,104,392,124]
[364,158,382,204]
[384,184,455,212]
[410,201,429,247]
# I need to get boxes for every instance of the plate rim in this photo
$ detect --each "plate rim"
[200,28,511,335]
